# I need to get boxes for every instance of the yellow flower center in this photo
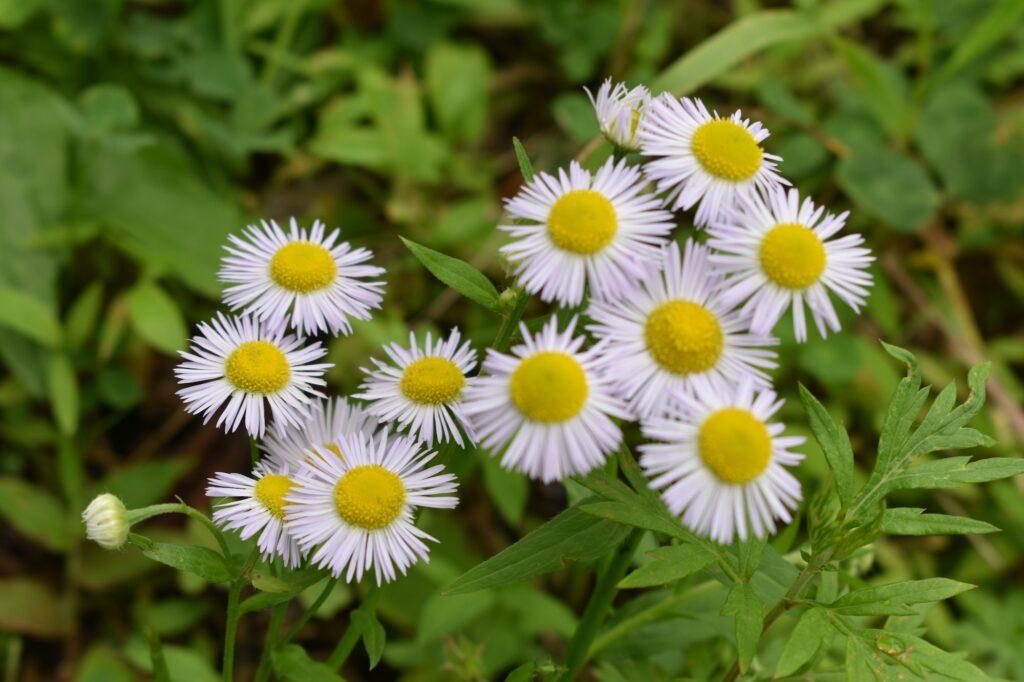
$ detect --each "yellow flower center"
[547,190,617,255]
[399,356,466,405]
[224,341,290,394]
[269,241,337,293]
[254,474,294,520]
[644,300,724,375]
[691,119,764,181]
[332,465,405,530]
[698,408,772,484]
[759,222,827,290]
[509,352,589,423]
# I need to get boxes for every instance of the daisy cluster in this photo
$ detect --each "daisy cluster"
[176,77,874,581]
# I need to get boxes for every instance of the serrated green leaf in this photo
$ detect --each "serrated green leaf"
[799,384,854,507]
[891,456,1024,490]
[0,286,60,347]
[722,582,764,672]
[140,541,231,583]
[444,506,629,595]
[880,508,998,536]
[618,543,715,589]
[0,477,71,552]
[830,578,974,616]
[400,237,501,312]
[776,606,830,677]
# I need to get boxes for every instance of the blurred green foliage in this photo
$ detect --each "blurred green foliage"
[1,0,1024,679]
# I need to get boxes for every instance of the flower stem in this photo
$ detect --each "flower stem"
[253,602,286,682]
[279,577,338,645]
[222,581,243,682]
[492,290,529,352]
[328,586,382,671]
[557,528,643,681]
[127,502,234,564]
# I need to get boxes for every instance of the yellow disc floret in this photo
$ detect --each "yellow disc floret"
[759,222,827,290]
[509,352,589,423]
[332,465,405,530]
[400,356,466,405]
[254,474,294,520]
[698,408,772,484]
[270,241,337,293]
[547,190,617,255]
[225,341,291,394]
[644,300,724,375]
[691,119,763,181]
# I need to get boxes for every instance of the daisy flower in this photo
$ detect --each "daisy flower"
[219,218,386,337]
[589,239,777,419]
[207,460,303,567]
[463,317,631,482]
[262,397,378,472]
[500,157,674,307]
[639,94,787,227]
[174,312,330,437]
[707,187,874,342]
[355,328,478,447]
[639,378,804,544]
[584,78,651,151]
[285,431,458,584]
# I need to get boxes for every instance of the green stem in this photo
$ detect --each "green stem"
[128,502,234,562]
[492,291,529,352]
[253,602,287,682]
[327,586,382,670]
[223,582,243,682]
[280,578,337,645]
[558,529,643,681]
[147,628,171,682]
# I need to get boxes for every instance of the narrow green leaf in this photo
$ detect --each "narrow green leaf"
[830,578,974,616]
[272,644,344,681]
[0,477,70,552]
[775,607,829,677]
[64,283,103,348]
[891,456,1024,490]
[512,137,534,182]
[881,508,998,536]
[721,582,764,672]
[400,237,502,312]
[0,286,60,347]
[618,544,715,588]
[577,499,691,542]
[140,541,232,583]
[126,282,187,356]
[798,384,854,506]
[833,38,908,139]
[938,0,1024,80]
[444,506,629,595]
[353,609,386,669]
[47,353,79,436]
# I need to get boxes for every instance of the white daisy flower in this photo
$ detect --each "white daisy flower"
[584,78,651,151]
[174,312,331,437]
[588,239,777,419]
[463,316,631,482]
[639,94,787,227]
[219,218,385,337]
[206,460,303,568]
[262,397,378,473]
[285,431,458,584]
[500,157,675,307]
[639,378,804,544]
[707,187,875,342]
[355,328,478,447]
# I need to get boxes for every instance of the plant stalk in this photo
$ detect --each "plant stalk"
[328,586,382,671]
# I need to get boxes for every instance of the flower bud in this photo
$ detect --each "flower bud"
[82,493,129,550]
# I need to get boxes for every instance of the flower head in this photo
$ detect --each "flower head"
[82,493,129,550]
[707,187,874,341]
[585,78,651,150]
[220,218,386,337]
[356,328,478,447]
[262,397,378,473]
[500,157,674,307]
[174,312,331,437]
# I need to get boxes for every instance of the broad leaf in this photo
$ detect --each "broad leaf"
[618,543,715,589]
[0,477,71,551]
[721,582,764,672]
[881,508,998,536]
[0,286,60,347]
[126,282,187,355]
[140,541,232,583]
[775,606,830,677]
[400,237,501,312]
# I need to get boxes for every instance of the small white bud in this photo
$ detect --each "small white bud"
[82,493,129,550]
[584,78,651,151]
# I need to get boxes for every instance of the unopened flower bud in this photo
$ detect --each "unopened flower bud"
[82,493,129,550]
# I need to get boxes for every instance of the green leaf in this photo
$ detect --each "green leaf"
[64,283,103,348]
[140,541,232,583]
[892,632,992,682]
[512,136,534,182]
[577,499,692,542]
[482,455,528,525]
[0,477,71,551]
[890,456,1024,490]
[775,606,830,677]
[425,42,490,143]
[98,456,195,509]
[618,543,715,588]
[876,342,926,470]
[830,578,974,616]
[47,353,79,435]
[721,582,764,672]
[126,282,187,356]
[836,143,940,233]
[833,38,908,140]
[352,608,386,669]
[937,0,1024,80]
[416,591,497,644]
[444,506,629,595]
[0,577,71,638]
[880,508,999,536]
[272,644,345,682]
[0,286,61,347]
[799,384,854,507]
[241,571,326,615]
[399,237,501,312]
[77,645,133,682]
